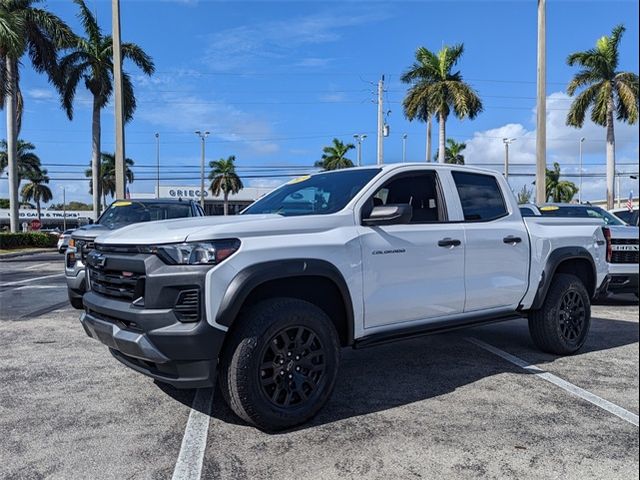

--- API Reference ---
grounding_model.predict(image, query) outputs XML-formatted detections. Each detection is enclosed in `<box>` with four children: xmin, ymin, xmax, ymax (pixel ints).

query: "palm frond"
<box><xmin>566</xmin><ymin>82</ymin><xmax>602</xmax><ymax>127</ymax></box>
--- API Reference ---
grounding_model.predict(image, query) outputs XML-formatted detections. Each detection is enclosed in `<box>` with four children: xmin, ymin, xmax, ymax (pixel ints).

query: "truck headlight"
<box><xmin>155</xmin><ymin>239</ymin><xmax>240</xmax><ymax>265</ymax></box>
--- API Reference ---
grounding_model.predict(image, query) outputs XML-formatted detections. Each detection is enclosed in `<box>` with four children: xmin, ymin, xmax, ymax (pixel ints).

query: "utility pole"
<box><xmin>112</xmin><ymin>0</ymin><xmax>126</xmax><ymax>199</ymax></box>
<box><xmin>578</xmin><ymin>137</ymin><xmax>585</xmax><ymax>203</ymax></box>
<box><xmin>195</xmin><ymin>131</ymin><xmax>210</xmax><ymax>210</ymax></box>
<box><xmin>155</xmin><ymin>133</ymin><xmax>160</xmax><ymax>198</ymax></box>
<box><xmin>377</xmin><ymin>75</ymin><xmax>384</xmax><ymax>165</ymax></box>
<box><xmin>503</xmin><ymin>138</ymin><xmax>516</xmax><ymax>182</ymax></box>
<box><xmin>6</xmin><ymin>59</ymin><xmax>18</xmax><ymax>232</ymax></box>
<box><xmin>353</xmin><ymin>134</ymin><xmax>367</xmax><ymax>167</ymax></box>
<box><xmin>402</xmin><ymin>134</ymin><xmax>408</xmax><ymax>163</ymax></box>
<box><xmin>535</xmin><ymin>0</ymin><xmax>547</xmax><ymax>204</ymax></box>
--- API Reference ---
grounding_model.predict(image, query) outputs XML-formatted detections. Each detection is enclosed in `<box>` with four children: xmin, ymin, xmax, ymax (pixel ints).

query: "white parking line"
<box><xmin>172</xmin><ymin>388</ymin><xmax>214</xmax><ymax>480</ymax></box>
<box><xmin>12</xmin><ymin>285</ymin><xmax>65</xmax><ymax>291</ymax></box>
<box><xmin>1</xmin><ymin>273</ymin><xmax>64</xmax><ymax>287</ymax></box>
<box><xmin>467</xmin><ymin>337</ymin><xmax>639</xmax><ymax>427</ymax></box>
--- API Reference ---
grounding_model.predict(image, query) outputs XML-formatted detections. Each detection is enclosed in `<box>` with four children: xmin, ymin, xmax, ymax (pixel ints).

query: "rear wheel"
<box><xmin>528</xmin><ymin>273</ymin><xmax>591</xmax><ymax>355</ymax></box>
<box><xmin>219</xmin><ymin>298</ymin><xmax>340</xmax><ymax>431</ymax></box>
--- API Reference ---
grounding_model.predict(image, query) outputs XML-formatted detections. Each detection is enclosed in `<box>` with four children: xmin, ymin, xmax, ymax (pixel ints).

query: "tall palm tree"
<box><xmin>85</xmin><ymin>152</ymin><xmax>135</xmax><ymax>207</ymax></box>
<box><xmin>57</xmin><ymin>0</ymin><xmax>154</xmax><ymax>219</ymax></box>
<box><xmin>20</xmin><ymin>168</ymin><xmax>52</xmax><ymax>220</ymax></box>
<box><xmin>315</xmin><ymin>138</ymin><xmax>355</xmax><ymax>171</ymax></box>
<box><xmin>565</xmin><ymin>25</ymin><xmax>639</xmax><ymax>209</ymax></box>
<box><xmin>0</xmin><ymin>0</ymin><xmax>74</xmax><ymax>232</ymax></box>
<box><xmin>0</xmin><ymin>139</ymin><xmax>42</xmax><ymax>182</ymax></box>
<box><xmin>546</xmin><ymin>162</ymin><xmax>579</xmax><ymax>203</ymax></box>
<box><xmin>209</xmin><ymin>155</ymin><xmax>243</xmax><ymax>215</ymax></box>
<box><xmin>434</xmin><ymin>138</ymin><xmax>466</xmax><ymax>164</ymax></box>
<box><xmin>401</xmin><ymin>44</ymin><xmax>483</xmax><ymax>163</ymax></box>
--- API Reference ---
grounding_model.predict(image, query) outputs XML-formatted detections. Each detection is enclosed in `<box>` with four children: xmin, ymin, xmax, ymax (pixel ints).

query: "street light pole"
<box><xmin>402</xmin><ymin>134</ymin><xmax>408</xmax><ymax>163</ymax></box>
<box><xmin>535</xmin><ymin>0</ymin><xmax>547</xmax><ymax>204</ymax></box>
<box><xmin>353</xmin><ymin>134</ymin><xmax>367</xmax><ymax>167</ymax></box>
<box><xmin>503</xmin><ymin>138</ymin><xmax>516</xmax><ymax>182</ymax></box>
<box><xmin>155</xmin><ymin>133</ymin><xmax>160</xmax><ymax>198</ymax></box>
<box><xmin>62</xmin><ymin>187</ymin><xmax>66</xmax><ymax>231</ymax></box>
<box><xmin>578</xmin><ymin>137</ymin><xmax>585</xmax><ymax>203</ymax></box>
<box><xmin>195</xmin><ymin>131</ymin><xmax>210</xmax><ymax>210</ymax></box>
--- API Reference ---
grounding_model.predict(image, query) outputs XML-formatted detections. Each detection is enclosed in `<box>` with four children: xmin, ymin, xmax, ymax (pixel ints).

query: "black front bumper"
<box><xmin>81</xmin><ymin>290</ymin><xmax>225</xmax><ymax>389</ymax></box>
<box><xmin>605</xmin><ymin>273</ymin><xmax>639</xmax><ymax>295</ymax></box>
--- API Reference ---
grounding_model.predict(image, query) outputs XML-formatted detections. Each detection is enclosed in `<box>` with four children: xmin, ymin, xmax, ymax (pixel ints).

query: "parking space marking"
<box><xmin>1</xmin><ymin>273</ymin><xmax>64</xmax><ymax>287</ymax></box>
<box><xmin>466</xmin><ymin>337</ymin><xmax>639</xmax><ymax>427</ymax></box>
<box><xmin>172</xmin><ymin>388</ymin><xmax>214</xmax><ymax>480</ymax></box>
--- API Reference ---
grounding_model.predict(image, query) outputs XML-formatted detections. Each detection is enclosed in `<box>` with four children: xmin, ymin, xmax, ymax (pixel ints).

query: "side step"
<box><xmin>354</xmin><ymin>313</ymin><xmax>524</xmax><ymax>349</ymax></box>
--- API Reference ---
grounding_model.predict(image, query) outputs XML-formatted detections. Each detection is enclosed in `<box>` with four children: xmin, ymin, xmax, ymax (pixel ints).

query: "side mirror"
<box><xmin>362</xmin><ymin>204</ymin><xmax>413</xmax><ymax>226</ymax></box>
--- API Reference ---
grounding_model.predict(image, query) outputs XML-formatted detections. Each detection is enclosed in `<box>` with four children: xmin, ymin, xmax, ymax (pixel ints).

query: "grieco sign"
<box><xmin>160</xmin><ymin>187</ymin><xmax>209</xmax><ymax>200</ymax></box>
<box><xmin>0</xmin><ymin>209</ymin><xmax>94</xmax><ymax>220</ymax></box>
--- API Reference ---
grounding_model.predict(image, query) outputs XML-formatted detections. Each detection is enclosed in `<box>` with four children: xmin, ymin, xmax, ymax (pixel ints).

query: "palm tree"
<box><xmin>57</xmin><ymin>0</ymin><xmax>154</xmax><ymax>219</ymax></box>
<box><xmin>546</xmin><ymin>162</ymin><xmax>579</xmax><ymax>203</ymax></box>
<box><xmin>0</xmin><ymin>139</ymin><xmax>43</xmax><ymax>182</ymax></box>
<box><xmin>516</xmin><ymin>184</ymin><xmax>534</xmax><ymax>204</ymax></box>
<box><xmin>434</xmin><ymin>138</ymin><xmax>466</xmax><ymax>164</ymax></box>
<box><xmin>315</xmin><ymin>138</ymin><xmax>355</xmax><ymax>170</ymax></box>
<box><xmin>401</xmin><ymin>44</ymin><xmax>483</xmax><ymax>163</ymax></box>
<box><xmin>20</xmin><ymin>168</ymin><xmax>52</xmax><ymax>220</ymax></box>
<box><xmin>209</xmin><ymin>155</ymin><xmax>243</xmax><ymax>215</ymax></box>
<box><xmin>0</xmin><ymin>0</ymin><xmax>74</xmax><ymax>232</ymax></box>
<box><xmin>85</xmin><ymin>152</ymin><xmax>135</xmax><ymax>207</ymax></box>
<box><xmin>566</xmin><ymin>25</ymin><xmax>639</xmax><ymax>209</ymax></box>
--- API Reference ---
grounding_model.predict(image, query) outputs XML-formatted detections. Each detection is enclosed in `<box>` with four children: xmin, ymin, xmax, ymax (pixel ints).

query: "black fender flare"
<box><xmin>530</xmin><ymin>246</ymin><xmax>596</xmax><ymax>310</ymax></box>
<box><xmin>215</xmin><ymin>259</ymin><xmax>355</xmax><ymax>344</ymax></box>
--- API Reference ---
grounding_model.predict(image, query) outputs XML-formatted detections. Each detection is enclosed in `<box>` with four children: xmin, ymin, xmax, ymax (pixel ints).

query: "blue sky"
<box><xmin>2</xmin><ymin>0</ymin><xmax>639</xmax><ymax>204</ymax></box>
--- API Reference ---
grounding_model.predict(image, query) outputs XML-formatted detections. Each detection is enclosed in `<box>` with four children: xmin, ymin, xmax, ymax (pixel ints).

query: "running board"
<box><xmin>354</xmin><ymin>313</ymin><xmax>524</xmax><ymax>349</ymax></box>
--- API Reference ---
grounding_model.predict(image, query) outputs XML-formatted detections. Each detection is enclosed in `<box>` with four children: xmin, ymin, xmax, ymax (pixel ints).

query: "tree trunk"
<box><xmin>425</xmin><ymin>116</ymin><xmax>432</xmax><ymax>162</ymax></box>
<box><xmin>223</xmin><ymin>191</ymin><xmax>229</xmax><ymax>216</ymax></box>
<box><xmin>92</xmin><ymin>96</ymin><xmax>102</xmax><ymax>219</ymax></box>
<box><xmin>438</xmin><ymin>111</ymin><xmax>446</xmax><ymax>163</ymax></box>
<box><xmin>36</xmin><ymin>198</ymin><xmax>41</xmax><ymax>222</ymax></box>
<box><xmin>606</xmin><ymin>96</ymin><xmax>616</xmax><ymax>210</ymax></box>
<box><xmin>5</xmin><ymin>58</ymin><xmax>19</xmax><ymax>233</ymax></box>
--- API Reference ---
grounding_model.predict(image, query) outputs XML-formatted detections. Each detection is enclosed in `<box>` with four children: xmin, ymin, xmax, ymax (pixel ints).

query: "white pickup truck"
<box><xmin>80</xmin><ymin>164</ymin><xmax>608</xmax><ymax>431</ymax></box>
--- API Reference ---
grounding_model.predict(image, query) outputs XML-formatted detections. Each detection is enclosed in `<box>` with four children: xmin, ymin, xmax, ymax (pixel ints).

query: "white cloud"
<box><xmin>296</xmin><ymin>57</ymin><xmax>333</xmax><ymax>68</ymax></box>
<box><xmin>463</xmin><ymin>92</ymin><xmax>640</xmax><ymax>202</ymax></box>
<box><xmin>203</xmin><ymin>10</ymin><xmax>389</xmax><ymax>71</ymax></box>
<box><xmin>25</xmin><ymin>88</ymin><xmax>55</xmax><ymax>101</ymax></box>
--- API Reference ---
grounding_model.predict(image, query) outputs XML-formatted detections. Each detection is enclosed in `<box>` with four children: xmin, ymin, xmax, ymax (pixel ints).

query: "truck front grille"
<box><xmin>611</xmin><ymin>238</ymin><xmax>639</xmax><ymax>264</ymax></box>
<box><xmin>89</xmin><ymin>268</ymin><xmax>145</xmax><ymax>301</ymax></box>
<box><xmin>76</xmin><ymin>239</ymin><xmax>95</xmax><ymax>262</ymax></box>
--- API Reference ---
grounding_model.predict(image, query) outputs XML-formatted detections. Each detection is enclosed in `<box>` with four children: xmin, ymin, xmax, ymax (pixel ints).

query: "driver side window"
<box><xmin>369</xmin><ymin>171</ymin><xmax>447</xmax><ymax>224</ymax></box>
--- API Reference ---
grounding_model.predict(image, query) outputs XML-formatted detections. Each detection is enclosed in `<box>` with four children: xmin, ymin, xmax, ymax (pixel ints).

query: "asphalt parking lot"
<box><xmin>1</xmin><ymin>252</ymin><xmax>638</xmax><ymax>479</ymax></box>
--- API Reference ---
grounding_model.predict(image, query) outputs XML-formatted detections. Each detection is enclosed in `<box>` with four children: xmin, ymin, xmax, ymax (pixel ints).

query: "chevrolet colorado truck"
<box><xmin>66</xmin><ymin>199</ymin><xmax>205</xmax><ymax>308</ymax></box>
<box><xmin>80</xmin><ymin>164</ymin><xmax>608</xmax><ymax>431</ymax></box>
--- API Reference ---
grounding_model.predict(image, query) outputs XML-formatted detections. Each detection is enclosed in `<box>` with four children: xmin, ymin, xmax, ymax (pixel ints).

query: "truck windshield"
<box><xmin>243</xmin><ymin>169</ymin><xmax>381</xmax><ymax>216</ymax></box>
<box><xmin>539</xmin><ymin>205</ymin><xmax>625</xmax><ymax>226</ymax></box>
<box><xmin>98</xmin><ymin>201</ymin><xmax>193</xmax><ymax>227</ymax></box>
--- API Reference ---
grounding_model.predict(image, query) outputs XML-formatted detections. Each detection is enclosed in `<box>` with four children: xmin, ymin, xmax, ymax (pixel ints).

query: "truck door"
<box><xmin>451</xmin><ymin>171</ymin><xmax>529</xmax><ymax>312</ymax></box>
<box><xmin>358</xmin><ymin>169</ymin><xmax>466</xmax><ymax>329</ymax></box>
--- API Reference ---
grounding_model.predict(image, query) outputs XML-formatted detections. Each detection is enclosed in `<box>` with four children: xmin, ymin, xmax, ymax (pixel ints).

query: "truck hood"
<box><xmin>71</xmin><ymin>223</ymin><xmax>113</xmax><ymax>241</ymax></box>
<box><xmin>95</xmin><ymin>213</ymin><xmax>352</xmax><ymax>245</ymax></box>
<box><xmin>606</xmin><ymin>225</ymin><xmax>640</xmax><ymax>240</ymax></box>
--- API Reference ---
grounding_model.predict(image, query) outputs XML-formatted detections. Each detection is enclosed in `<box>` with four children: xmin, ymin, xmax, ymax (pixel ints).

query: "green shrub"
<box><xmin>0</xmin><ymin>232</ymin><xmax>58</xmax><ymax>249</ymax></box>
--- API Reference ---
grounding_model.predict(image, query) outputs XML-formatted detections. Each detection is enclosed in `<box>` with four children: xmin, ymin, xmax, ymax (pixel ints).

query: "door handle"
<box><xmin>438</xmin><ymin>238</ymin><xmax>462</xmax><ymax>247</ymax></box>
<box><xmin>503</xmin><ymin>235</ymin><xmax>522</xmax><ymax>244</ymax></box>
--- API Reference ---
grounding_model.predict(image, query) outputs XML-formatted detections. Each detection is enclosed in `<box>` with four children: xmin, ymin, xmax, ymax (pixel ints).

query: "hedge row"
<box><xmin>0</xmin><ymin>233</ymin><xmax>58</xmax><ymax>249</ymax></box>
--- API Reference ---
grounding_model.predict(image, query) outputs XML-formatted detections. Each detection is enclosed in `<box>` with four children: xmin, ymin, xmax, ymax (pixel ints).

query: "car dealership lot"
<box><xmin>1</xmin><ymin>253</ymin><xmax>638</xmax><ymax>480</ymax></box>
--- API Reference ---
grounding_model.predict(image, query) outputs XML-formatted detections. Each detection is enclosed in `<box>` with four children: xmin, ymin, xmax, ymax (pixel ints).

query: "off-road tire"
<box><xmin>528</xmin><ymin>273</ymin><xmax>591</xmax><ymax>355</ymax></box>
<box><xmin>219</xmin><ymin>298</ymin><xmax>340</xmax><ymax>431</ymax></box>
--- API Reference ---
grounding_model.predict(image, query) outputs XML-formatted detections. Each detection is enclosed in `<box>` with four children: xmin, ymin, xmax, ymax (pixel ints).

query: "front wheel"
<box><xmin>528</xmin><ymin>273</ymin><xmax>591</xmax><ymax>355</ymax></box>
<box><xmin>219</xmin><ymin>298</ymin><xmax>340</xmax><ymax>431</ymax></box>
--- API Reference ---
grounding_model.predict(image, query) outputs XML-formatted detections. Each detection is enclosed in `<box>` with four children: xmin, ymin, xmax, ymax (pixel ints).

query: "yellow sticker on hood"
<box><xmin>288</xmin><ymin>175</ymin><xmax>311</xmax><ymax>185</ymax></box>
<box><xmin>112</xmin><ymin>201</ymin><xmax>132</xmax><ymax>207</ymax></box>
<box><xmin>540</xmin><ymin>205</ymin><xmax>559</xmax><ymax>211</ymax></box>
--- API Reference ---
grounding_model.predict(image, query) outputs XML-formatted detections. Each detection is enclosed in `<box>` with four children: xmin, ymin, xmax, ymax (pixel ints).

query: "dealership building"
<box><xmin>156</xmin><ymin>185</ymin><xmax>277</xmax><ymax>215</ymax></box>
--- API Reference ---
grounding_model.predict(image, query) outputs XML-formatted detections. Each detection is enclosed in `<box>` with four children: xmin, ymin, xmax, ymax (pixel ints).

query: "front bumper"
<box><xmin>605</xmin><ymin>273</ymin><xmax>639</xmax><ymax>295</ymax></box>
<box><xmin>81</xmin><ymin>291</ymin><xmax>224</xmax><ymax>388</ymax></box>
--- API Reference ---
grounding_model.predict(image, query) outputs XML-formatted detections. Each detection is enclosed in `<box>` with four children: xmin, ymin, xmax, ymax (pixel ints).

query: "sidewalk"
<box><xmin>0</xmin><ymin>247</ymin><xmax>57</xmax><ymax>260</ymax></box>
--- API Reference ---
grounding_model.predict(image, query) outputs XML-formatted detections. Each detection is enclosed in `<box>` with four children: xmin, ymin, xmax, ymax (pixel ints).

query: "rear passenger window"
<box><xmin>452</xmin><ymin>172</ymin><xmax>508</xmax><ymax>222</ymax></box>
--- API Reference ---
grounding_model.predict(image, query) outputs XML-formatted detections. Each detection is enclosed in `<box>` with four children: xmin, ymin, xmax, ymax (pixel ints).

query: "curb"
<box><xmin>0</xmin><ymin>248</ymin><xmax>58</xmax><ymax>260</ymax></box>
